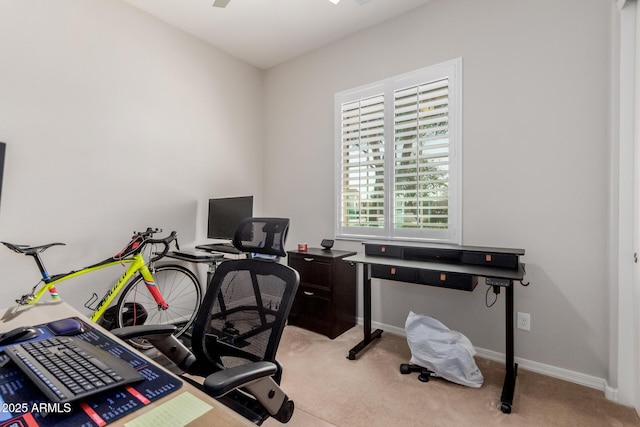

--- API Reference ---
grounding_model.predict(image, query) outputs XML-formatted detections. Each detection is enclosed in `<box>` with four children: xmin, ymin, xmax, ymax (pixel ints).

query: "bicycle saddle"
<box><xmin>1</xmin><ymin>241</ymin><xmax>66</xmax><ymax>255</ymax></box>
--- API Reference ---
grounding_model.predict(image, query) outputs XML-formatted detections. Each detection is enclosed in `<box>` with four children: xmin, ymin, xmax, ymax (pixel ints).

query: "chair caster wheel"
<box><xmin>400</xmin><ymin>363</ymin><xmax>432</xmax><ymax>382</ymax></box>
<box><xmin>274</xmin><ymin>399</ymin><xmax>295</xmax><ymax>423</ymax></box>
<box><xmin>418</xmin><ymin>372</ymin><xmax>430</xmax><ymax>382</ymax></box>
<box><xmin>501</xmin><ymin>403</ymin><xmax>511</xmax><ymax>414</ymax></box>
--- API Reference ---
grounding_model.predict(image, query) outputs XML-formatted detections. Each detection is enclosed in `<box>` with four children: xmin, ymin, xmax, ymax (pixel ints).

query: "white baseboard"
<box><xmin>361</xmin><ymin>318</ymin><xmax>615</xmax><ymax>400</ymax></box>
<box><xmin>604</xmin><ymin>384</ymin><xmax>619</xmax><ymax>402</ymax></box>
<box><xmin>473</xmin><ymin>347</ymin><xmax>608</xmax><ymax>392</ymax></box>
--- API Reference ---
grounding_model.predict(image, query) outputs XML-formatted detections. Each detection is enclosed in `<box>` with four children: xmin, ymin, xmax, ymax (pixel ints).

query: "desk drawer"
<box><xmin>288</xmin><ymin>286</ymin><xmax>331</xmax><ymax>325</ymax></box>
<box><xmin>461</xmin><ymin>251</ymin><xmax>519</xmax><ymax>269</ymax></box>
<box><xmin>371</xmin><ymin>265</ymin><xmax>417</xmax><ymax>283</ymax></box>
<box><xmin>403</xmin><ymin>247</ymin><xmax>462</xmax><ymax>263</ymax></box>
<box><xmin>365</xmin><ymin>244</ymin><xmax>404</xmax><ymax>258</ymax></box>
<box><xmin>417</xmin><ymin>270</ymin><xmax>478</xmax><ymax>291</ymax></box>
<box><xmin>288</xmin><ymin>255</ymin><xmax>332</xmax><ymax>290</ymax></box>
<box><xmin>291</xmin><ymin>286</ymin><xmax>331</xmax><ymax>319</ymax></box>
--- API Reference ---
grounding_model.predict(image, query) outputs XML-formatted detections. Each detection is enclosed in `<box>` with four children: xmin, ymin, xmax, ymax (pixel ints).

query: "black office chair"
<box><xmin>112</xmin><ymin>217</ymin><xmax>300</xmax><ymax>425</ymax></box>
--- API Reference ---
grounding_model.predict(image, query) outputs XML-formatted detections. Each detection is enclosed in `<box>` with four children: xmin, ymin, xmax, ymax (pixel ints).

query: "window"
<box><xmin>335</xmin><ymin>59</ymin><xmax>462</xmax><ymax>243</ymax></box>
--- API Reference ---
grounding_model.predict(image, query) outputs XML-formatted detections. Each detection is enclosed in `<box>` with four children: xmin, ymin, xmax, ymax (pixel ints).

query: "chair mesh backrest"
<box><xmin>233</xmin><ymin>217</ymin><xmax>289</xmax><ymax>257</ymax></box>
<box><xmin>191</xmin><ymin>218</ymin><xmax>299</xmax><ymax>373</ymax></box>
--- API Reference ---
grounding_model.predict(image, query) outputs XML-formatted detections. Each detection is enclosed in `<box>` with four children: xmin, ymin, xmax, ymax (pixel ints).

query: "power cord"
<box><xmin>485</xmin><ymin>285</ymin><xmax>499</xmax><ymax>308</ymax></box>
<box><xmin>485</xmin><ymin>264</ymin><xmax>530</xmax><ymax>307</ymax></box>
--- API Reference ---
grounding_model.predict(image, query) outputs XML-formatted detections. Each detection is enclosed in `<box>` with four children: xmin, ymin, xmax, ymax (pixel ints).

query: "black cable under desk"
<box><xmin>342</xmin><ymin>242</ymin><xmax>526</xmax><ymax>415</ymax></box>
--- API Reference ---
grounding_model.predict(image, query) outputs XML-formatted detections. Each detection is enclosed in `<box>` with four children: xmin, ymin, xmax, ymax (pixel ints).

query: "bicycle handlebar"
<box><xmin>131</xmin><ymin>228</ymin><xmax>179</xmax><ymax>263</ymax></box>
<box><xmin>147</xmin><ymin>231</ymin><xmax>178</xmax><ymax>262</ymax></box>
<box><xmin>133</xmin><ymin>227</ymin><xmax>163</xmax><ymax>239</ymax></box>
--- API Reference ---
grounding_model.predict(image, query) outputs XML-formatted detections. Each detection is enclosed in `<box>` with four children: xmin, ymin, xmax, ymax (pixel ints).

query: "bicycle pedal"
<box><xmin>16</xmin><ymin>295</ymin><xmax>33</xmax><ymax>305</ymax></box>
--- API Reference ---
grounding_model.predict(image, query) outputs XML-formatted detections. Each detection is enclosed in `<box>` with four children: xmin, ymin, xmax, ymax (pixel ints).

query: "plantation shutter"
<box><xmin>339</xmin><ymin>94</ymin><xmax>386</xmax><ymax>230</ymax></box>
<box><xmin>335</xmin><ymin>58</ymin><xmax>461</xmax><ymax>243</ymax></box>
<box><xmin>393</xmin><ymin>78</ymin><xmax>450</xmax><ymax>231</ymax></box>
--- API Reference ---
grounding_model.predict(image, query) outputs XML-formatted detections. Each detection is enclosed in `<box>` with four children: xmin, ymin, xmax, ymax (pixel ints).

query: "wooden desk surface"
<box><xmin>0</xmin><ymin>301</ymin><xmax>253</xmax><ymax>427</ymax></box>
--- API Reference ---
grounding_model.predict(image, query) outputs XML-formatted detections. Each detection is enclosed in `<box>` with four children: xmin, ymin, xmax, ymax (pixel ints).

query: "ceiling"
<box><xmin>123</xmin><ymin>0</ymin><xmax>434</xmax><ymax>69</ymax></box>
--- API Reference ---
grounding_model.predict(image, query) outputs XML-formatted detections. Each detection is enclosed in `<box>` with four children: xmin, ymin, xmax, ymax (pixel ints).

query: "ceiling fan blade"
<box><xmin>330</xmin><ymin>0</ymin><xmax>372</xmax><ymax>5</ymax></box>
<box><xmin>213</xmin><ymin>0</ymin><xmax>231</xmax><ymax>8</ymax></box>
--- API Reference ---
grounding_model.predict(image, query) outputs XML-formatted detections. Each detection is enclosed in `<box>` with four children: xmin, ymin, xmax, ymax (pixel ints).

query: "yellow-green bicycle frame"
<box><xmin>3</xmin><ymin>230</ymin><xmax>177</xmax><ymax>325</ymax></box>
<box><xmin>3</xmin><ymin>228</ymin><xmax>201</xmax><ymax>345</ymax></box>
<box><xmin>26</xmin><ymin>252</ymin><xmax>165</xmax><ymax>323</ymax></box>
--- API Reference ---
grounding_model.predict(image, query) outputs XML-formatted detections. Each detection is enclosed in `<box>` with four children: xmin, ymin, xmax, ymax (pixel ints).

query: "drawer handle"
<box><xmin>304</xmin><ymin>258</ymin><xmax>314</xmax><ymax>262</ymax></box>
<box><xmin>303</xmin><ymin>291</ymin><xmax>315</xmax><ymax>296</ymax></box>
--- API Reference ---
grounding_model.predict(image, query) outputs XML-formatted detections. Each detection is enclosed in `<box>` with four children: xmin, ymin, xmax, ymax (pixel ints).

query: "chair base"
<box><xmin>399</xmin><ymin>363</ymin><xmax>439</xmax><ymax>383</ymax></box>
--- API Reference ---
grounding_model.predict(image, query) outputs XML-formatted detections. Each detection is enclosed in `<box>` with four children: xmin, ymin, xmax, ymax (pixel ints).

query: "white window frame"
<box><xmin>334</xmin><ymin>58</ymin><xmax>462</xmax><ymax>244</ymax></box>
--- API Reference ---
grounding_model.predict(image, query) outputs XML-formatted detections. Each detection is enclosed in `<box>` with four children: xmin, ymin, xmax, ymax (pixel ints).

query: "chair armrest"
<box><xmin>205</xmin><ymin>361</ymin><xmax>293</xmax><ymax>421</ymax></box>
<box><xmin>203</xmin><ymin>361</ymin><xmax>277</xmax><ymax>397</ymax></box>
<box><xmin>110</xmin><ymin>324</ymin><xmax>195</xmax><ymax>370</ymax></box>
<box><xmin>110</xmin><ymin>324</ymin><xmax>177</xmax><ymax>340</ymax></box>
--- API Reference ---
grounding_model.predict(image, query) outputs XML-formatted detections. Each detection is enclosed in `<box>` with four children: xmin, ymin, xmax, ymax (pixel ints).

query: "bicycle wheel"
<box><xmin>115</xmin><ymin>264</ymin><xmax>201</xmax><ymax>348</ymax></box>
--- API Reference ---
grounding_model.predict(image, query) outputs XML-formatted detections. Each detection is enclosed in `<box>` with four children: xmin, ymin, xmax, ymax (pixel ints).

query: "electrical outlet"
<box><xmin>517</xmin><ymin>312</ymin><xmax>531</xmax><ymax>331</ymax></box>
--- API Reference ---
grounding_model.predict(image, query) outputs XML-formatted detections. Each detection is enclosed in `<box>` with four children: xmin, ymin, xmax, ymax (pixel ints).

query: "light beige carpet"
<box><xmin>264</xmin><ymin>325</ymin><xmax>640</xmax><ymax>427</ymax></box>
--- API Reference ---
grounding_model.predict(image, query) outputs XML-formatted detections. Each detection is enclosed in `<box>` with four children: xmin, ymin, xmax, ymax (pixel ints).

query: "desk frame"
<box><xmin>167</xmin><ymin>251</ymin><xmax>227</xmax><ymax>287</ymax></box>
<box><xmin>344</xmin><ymin>253</ymin><xmax>524</xmax><ymax>414</ymax></box>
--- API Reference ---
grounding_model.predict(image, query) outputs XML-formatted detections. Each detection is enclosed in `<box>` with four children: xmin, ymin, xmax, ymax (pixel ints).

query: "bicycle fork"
<box><xmin>138</xmin><ymin>263</ymin><xmax>169</xmax><ymax>310</ymax></box>
<box><xmin>89</xmin><ymin>254</ymin><xmax>168</xmax><ymax>322</ymax></box>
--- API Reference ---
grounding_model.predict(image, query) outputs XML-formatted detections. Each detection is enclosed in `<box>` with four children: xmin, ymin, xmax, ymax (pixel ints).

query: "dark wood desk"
<box><xmin>343</xmin><ymin>242</ymin><xmax>526</xmax><ymax>414</ymax></box>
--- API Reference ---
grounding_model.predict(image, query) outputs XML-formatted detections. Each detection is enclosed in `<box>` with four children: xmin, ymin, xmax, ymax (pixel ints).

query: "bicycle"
<box><xmin>1</xmin><ymin>228</ymin><xmax>202</xmax><ymax>348</ymax></box>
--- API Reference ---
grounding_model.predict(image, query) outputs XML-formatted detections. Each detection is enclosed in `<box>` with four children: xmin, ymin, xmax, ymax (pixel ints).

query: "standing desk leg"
<box><xmin>500</xmin><ymin>282</ymin><xmax>518</xmax><ymax>413</ymax></box>
<box><xmin>347</xmin><ymin>263</ymin><xmax>383</xmax><ymax>360</ymax></box>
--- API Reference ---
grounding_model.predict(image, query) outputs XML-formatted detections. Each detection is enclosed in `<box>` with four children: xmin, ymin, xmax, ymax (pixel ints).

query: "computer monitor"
<box><xmin>207</xmin><ymin>196</ymin><xmax>253</xmax><ymax>240</ymax></box>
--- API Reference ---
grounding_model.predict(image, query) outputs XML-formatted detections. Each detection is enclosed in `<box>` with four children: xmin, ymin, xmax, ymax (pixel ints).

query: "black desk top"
<box><xmin>288</xmin><ymin>248</ymin><xmax>356</xmax><ymax>259</ymax></box>
<box><xmin>167</xmin><ymin>251</ymin><xmax>226</xmax><ymax>263</ymax></box>
<box><xmin>343</xmin><ymin>253</ymin><xmax>526</xmax><ymax>280</ymax></box>
<box><xmin>362</xmin><ymin>241</ymin><xmax>525</xmax><ymax>255</ymax></box>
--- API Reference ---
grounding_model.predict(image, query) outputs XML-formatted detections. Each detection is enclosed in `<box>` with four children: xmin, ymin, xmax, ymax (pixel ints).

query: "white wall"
<box><xmin>264</xmin><ymin>0</ymin><xmax>619</xmax><ymax>396</ymax></box>
<box><xmin>0</xmin><ymin>0</ymin><xmax>264</xmax><ymax>313</ymax></box>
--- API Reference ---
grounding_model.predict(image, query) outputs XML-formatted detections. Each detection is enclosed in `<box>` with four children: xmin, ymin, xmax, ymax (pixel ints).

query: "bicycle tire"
<box><xmin>115</xmin><ymin>264</ymin><xmax>201</xmax><ymax>349</ymax></box>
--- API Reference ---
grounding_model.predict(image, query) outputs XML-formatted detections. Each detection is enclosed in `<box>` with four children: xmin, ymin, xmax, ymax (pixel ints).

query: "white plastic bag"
<box><xmin>405</xmin><ymin>311</ymin><xmax>483</xmax><ymax>388</ymax></box>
